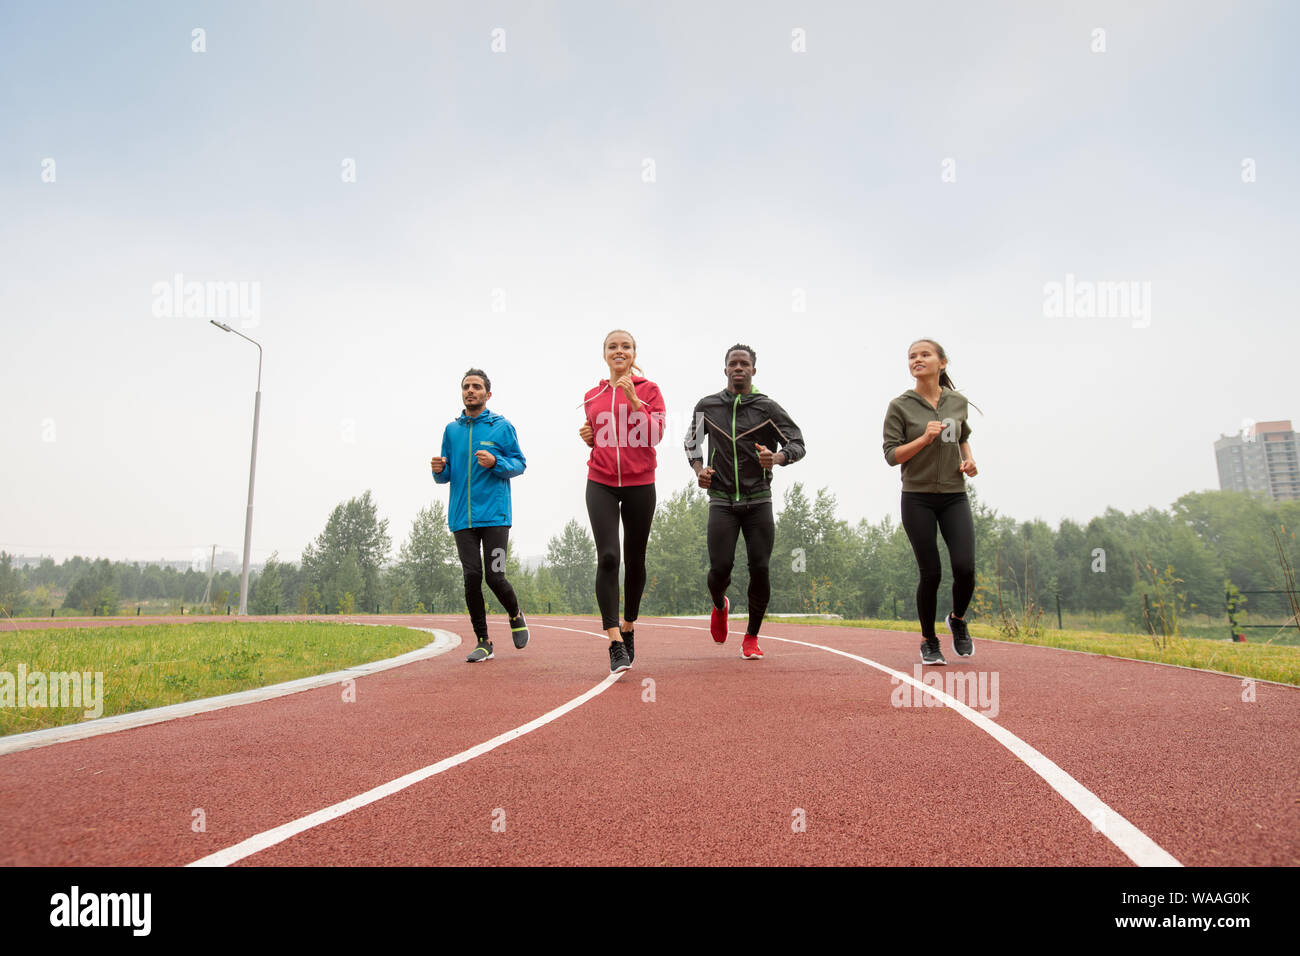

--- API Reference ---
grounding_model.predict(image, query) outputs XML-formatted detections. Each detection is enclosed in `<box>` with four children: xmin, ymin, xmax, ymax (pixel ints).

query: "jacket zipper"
<box><xmin>611</xmin><ymin>386</ymin><xmax>622</xmax><ymax>487</ymax></box>
<box><xmin>731</xmin><ymin>393</ymin><xmax>741</xmax><ymax>502</ymax></box>
<box><xmin>466</xmin><ymin>419</ymin><xmax>474</xmax><ymax>527</ymax></box>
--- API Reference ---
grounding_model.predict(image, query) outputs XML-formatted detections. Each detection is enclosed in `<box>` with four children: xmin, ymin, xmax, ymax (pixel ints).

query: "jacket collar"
<box><xmin>457</xmin><ymin>407</ymin><xmax>497</xmax><ymax>424</ymax></box>
<box><xmin>904</xmin><ymin>388</ymin><xmax>947</xmax><ymax>409</ymax></box>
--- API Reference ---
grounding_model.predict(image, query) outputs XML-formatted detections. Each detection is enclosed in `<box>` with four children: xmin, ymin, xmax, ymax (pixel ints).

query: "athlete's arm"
<box><xmin>491</xmin><ymin>422</ymin><xmax>527</xmax><ymax>479</ymax></box>
<box><xmin>432</xmin><ymin>428</ymin><xmax>452</xmax><ymax>484</ymax></box>
<box><xmin>685</xmin><ymin>400</ymin><xmax>707</xmax><ymax>467</ymax></box>
<box><xmin>959</xmin><ymin>441</ymin><xmax>977</xmax><ymax>477</ymax></box>
<box><xmin>641</xmin><ymin>381</ymin><xmax>667</xmax><ymax>446</ymax></box>
<box><xmin>892</xmin><ymin>422</ymin><xmax>944</xmax><ymax>465</ymax></box>
<box><xmin>767</xmin><ymin>399</ymin><xmax>805</xmax><ymax>465</ymax></box>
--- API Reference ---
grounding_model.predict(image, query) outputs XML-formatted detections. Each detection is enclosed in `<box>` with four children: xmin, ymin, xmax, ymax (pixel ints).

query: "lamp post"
<box><xmin>210</xmin><ymin>320</ymin><xmax>261</xmax><ymax>615</ymax></box>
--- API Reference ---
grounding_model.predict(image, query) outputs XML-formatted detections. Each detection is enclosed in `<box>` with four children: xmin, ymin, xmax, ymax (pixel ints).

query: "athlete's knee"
<box><xmin>917</xmin><ymin>567</ymin><xmax>942</xmax><ymax>589</ymax></box>
<box><xmin>709</xmin><ymin>562</ymin><xmax>734</xmax><ymax>582</ymax></box>
<box><xmin>597</xmin><ymin>549</ymin><xmax>620</xmax><ymax>574</ymax></box>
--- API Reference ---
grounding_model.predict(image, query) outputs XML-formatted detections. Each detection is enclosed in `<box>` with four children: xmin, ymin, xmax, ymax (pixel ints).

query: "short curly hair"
<box><xmin>725</xmin><ymin>343</ymin><xmax>756</xmax><ymax>366</ymax></box>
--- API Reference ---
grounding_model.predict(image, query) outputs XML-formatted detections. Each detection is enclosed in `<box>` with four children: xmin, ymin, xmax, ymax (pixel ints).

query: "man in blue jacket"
<box><xmin>431</xmin><ymin>368</ymin><xmax>529</xmax><ymax>662</ymax></box>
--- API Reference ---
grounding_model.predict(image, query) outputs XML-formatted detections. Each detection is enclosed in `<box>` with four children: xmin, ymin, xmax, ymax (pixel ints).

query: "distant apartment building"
<box><xmin>1215</xmin><ymin>420</ymin><xmax>1300</xmax><ymax>501</ymax></box>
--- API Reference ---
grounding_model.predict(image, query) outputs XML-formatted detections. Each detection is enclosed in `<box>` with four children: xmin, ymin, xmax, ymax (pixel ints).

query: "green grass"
<box><xmin>767</xmin><ymin>616</ymin><xmax>1300</xmax><ymax>686</ymax></box>
<box><xmin>0</xmin><ymin>621</ymin><xmax>434</xmax><ymax>737</ymax></box>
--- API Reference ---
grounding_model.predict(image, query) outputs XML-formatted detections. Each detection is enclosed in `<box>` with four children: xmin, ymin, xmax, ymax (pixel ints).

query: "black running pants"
<box><xmin>585</xmin><ymin>480</ymin><xmax>656</xmax><ymax>630</ymax></box>
<box><xmin>706</xmin><ymin>499</ymin><xmax>775</xmax><ymax>637</ymax></box>
<box><xmin>453</xmin><ymin>525</ymin><xmax>520</xmax><ymax>641</ymax></box>
<box><xmin>899</xmin><ymin>491</ymin><xmax>976</xmax><ymax>639</ymax></box>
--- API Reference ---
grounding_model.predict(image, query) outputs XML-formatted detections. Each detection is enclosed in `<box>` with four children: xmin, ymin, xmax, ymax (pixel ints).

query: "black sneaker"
<box><xmin>510</xmin><ymin>613</ymin><xmax>530</xmax><ymax>650</ymax></box>
<box><xmin>609</xmin><ymin>640</ymin><xmax>631</xmax><ymax>674</ymax></box>
<box><xmin>920</xmin><ymin>637</ymin><xmax>946</xmax><ymax>666</ymax></box>
<box><xmin>466</xmin><ymin>639</ymin><xmax>494</xmax><ymax>663</ymax></box>
<box><xmin>947</xmin><ymin>613</ymin><xmax>973</xmax><ymax>657</ymax></box>
<box><xmin>620</xmin><ymin>627</ymin><xmax>635</xmax><ymax>664</ymax></box>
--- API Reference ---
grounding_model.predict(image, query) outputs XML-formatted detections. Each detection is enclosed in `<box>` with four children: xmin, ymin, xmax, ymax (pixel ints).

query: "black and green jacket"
<box><xmin>685</xmin><ymin>388</ymin><xmax>806</xmax><ymax>504</ymax></box>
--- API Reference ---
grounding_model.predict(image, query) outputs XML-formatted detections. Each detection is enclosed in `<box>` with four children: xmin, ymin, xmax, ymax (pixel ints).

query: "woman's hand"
<box><xmin>959</xmin><ymin>458</ymin><xmax>978</xmax><ymax>477</ymax></box>
<box><xmin>613</xmin><ymin>374</ymin><xmax>640</xmax><ymax>409</ymax></box>
<box><xmin>923</xmin><ymin>420</ymin><xmax>945</xmax><ymax>445</ymax></box>
<box><xmin>579</xmin><ymin>422</ymin><xmax>595</xmax><ymax>448</ymax></box>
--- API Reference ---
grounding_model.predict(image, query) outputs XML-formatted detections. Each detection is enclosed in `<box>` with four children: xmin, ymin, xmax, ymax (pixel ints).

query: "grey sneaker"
<box><xmin>947</xmin><ymin>613</ymin><xmax>973</xmax><ymax>657</ymax></box>
<box><xmin>466</xmin><ymin>639</ymin><xmax>494</xmax><ymax>663</ymax></box>
<box><xmin>510</xmin><ymin>613</ymin><xmax>530</xmax><ymax>650</ymax></box>
<box><xmin>609</xmin><ymin>640</ymin><xmax>631</xmax><ymax>673</ymax></box>
<box><xmin>920</xmin><ymin>637</ymin><xmax>946</xmax><ymax>666</ymax></box>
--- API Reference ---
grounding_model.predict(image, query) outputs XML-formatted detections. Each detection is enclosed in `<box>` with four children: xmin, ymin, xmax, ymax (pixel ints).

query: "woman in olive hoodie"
<box><xmin>578</xmin><ymin>330</ymin><xmax>667</xmax><ymax>674</ymax></box>
<box><xmin>882</xmin><ymin>339</ymin><xmax>979</xmax><ymax>666</ymax></box>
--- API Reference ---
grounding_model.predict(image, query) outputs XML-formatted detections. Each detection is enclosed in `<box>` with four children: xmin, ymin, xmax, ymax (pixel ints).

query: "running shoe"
<box><xmin>510</xmin><ymin>612</ymin><xmax>530</xmax><ymax>650</ymax></box>
<box><xmin>710</xmin><ymin>596</ymin><xmax>730</xmax><ymax>643</ymax></box>
<box><xmin>741</xmin><ymin>634</ymin><xmax>764</xmax><ymax>660</ymax></box>
<box><xmin>946</xmin><ymin>612</ymin><xmax>973</xmax><ymax>657</ymax></box>
<box><xmin>620</xmin><ymin>627</ymin><xmax>635</xmax><ymax>664</ymax></box>
<box><xmin>609</xmin><ymin>640</ymin><xmax>631</xmax><ymax>674</ymax></box>
<box><xmin>920</xmin><ymin>637</ymin><xmax>946</xmax><ymax>666</ymax></box>
<box><xmin>466</xmin><ymin>639</ymin><xmax>494</xmax><ymax>663</ymax></box>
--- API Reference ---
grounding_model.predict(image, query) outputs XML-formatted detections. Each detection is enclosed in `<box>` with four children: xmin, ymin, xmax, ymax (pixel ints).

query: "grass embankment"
<box><xmin>767</xmin><ymin>616</ymin><xmax>1300</xmax><ymax>687</ymax></box>
<box><xmin>0</xmin><ymin>621</ymin><xmax>433</xmax><ymax>737</ymax></box>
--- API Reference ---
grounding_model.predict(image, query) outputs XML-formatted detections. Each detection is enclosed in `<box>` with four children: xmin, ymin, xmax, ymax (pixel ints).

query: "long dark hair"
<box><xmin>909</xmin><ymin>338</ymin><xmax>982</xmax><ymax>414</ymax></box>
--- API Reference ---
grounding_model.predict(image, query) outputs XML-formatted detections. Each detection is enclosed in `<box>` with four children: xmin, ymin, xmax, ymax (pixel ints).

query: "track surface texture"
<box><xmin>1</xmin><ymin>614</ymin><xmax>1296</xmax><ymax>866</ymax></box>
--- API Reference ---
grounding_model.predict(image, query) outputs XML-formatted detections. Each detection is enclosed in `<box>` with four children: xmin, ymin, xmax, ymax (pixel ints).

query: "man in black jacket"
<box><xmin>685</xmin><ymin>344</ymin><xmax>806</xmax><ymax>660</ymax></box>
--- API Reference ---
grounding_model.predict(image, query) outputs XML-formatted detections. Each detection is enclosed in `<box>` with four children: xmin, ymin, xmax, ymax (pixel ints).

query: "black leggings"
<box><xmin>585</xmin><ymin>480</ymin><xmax>656</xmax><ymax>630</ymax></box>
<box><xmin>706</xmin><ymin>500</ymin><xmax>775</xmax><ymax>637</ymax></box>
<box><xmin>453</xmin><ymin>526</ymin><xmax>520</xmax><ymax>641</ymax></box>
<box><xmin>900</xmin><ymin>492</ymin><xmax>975</xmax><ymax>639</ymax></box>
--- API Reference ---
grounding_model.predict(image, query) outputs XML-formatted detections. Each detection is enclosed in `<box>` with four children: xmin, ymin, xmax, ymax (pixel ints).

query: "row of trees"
<box><xmin>4</xmin><ymin>488</ymin><xmax>1298</xmax><ymax>631</ymax></box>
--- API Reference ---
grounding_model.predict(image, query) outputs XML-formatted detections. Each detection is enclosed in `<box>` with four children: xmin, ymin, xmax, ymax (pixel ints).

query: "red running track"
<box><xmin>1</xmin><ymin>614</ymin><xmax>1296</xmax><ymax>866</ymax></box>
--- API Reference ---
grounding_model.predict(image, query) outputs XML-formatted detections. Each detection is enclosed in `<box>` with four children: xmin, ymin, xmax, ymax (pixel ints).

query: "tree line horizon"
<box><xmin>3</xmin><ymin>486</ymin><xmax>1298</xmax><ymax>636</ymax></box>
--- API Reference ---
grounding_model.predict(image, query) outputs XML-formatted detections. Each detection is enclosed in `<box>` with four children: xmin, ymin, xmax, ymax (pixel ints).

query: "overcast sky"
<box><xmin>2</xmin><ymin>0</ymin><xmax>1296</xmax><ymax>566</ymax></box>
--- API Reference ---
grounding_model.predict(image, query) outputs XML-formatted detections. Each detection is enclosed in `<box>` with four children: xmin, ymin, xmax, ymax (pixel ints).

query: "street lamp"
<box><xmin>210</xmin><ymin>320</ymin><xmax>261</xmax><ymax>615</ymax></box>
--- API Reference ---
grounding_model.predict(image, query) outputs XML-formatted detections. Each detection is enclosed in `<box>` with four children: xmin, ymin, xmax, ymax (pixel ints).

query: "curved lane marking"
<box><xmin>189</xmin><ymin>624</ymin><xmax>620</xmax><ymax>867</ymax></box>
<box><xmin>648</xmin><ymin>619</ymin><xmax>1182</xmax><ymax>867</ymax></box>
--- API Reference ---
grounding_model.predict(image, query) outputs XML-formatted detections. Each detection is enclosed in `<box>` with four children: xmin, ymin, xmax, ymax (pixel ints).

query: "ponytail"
<box><xmin>911</xmin><ymin>337</ymin><xmax>983</xmax><ymax>416</ymax></box>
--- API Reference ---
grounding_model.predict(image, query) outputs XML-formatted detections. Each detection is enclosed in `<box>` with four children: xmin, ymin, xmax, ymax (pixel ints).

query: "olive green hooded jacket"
<box><xmin>882</xmin><ymin>388</ymin><xmax>972</xmax><ymax>493</ymax></box>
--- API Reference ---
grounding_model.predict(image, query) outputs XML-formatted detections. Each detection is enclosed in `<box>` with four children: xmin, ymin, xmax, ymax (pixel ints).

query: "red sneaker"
<box><xmin>741</xmin><ymin>634</ymin><xmax>764</xmax><ymax>660</ymax></box>
<box><xmin>710</xmin><ymin>596</ymin><xmax>730</xmax><ymax>643</ymax></box>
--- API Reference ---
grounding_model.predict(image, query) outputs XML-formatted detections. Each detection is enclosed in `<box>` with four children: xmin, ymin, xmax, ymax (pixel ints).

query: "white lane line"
<box><xmin>189</xmin><ymin>628</ymin><xmax>622</xmax><ymax>867</ymax></box>
<box><xmin>534</xmin><ymin>622</ymin><xmax>611</xmax><ymax>641</ymax></box>
<box><xmin>0</xmin><ymin>626</ymin><xmax>460</xmax><ymax>757</ymax></box>
<box><xmin>646</xmin><ymin>619</ymin><xmax>1182</xmax><ymax>867</ymax></box>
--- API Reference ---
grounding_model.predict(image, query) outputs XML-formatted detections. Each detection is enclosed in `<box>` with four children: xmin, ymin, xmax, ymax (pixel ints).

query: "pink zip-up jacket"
<box><xmin>583</xmin><ymin>376</ymin><xmax>667</xmax><ymax>487</ymax></box>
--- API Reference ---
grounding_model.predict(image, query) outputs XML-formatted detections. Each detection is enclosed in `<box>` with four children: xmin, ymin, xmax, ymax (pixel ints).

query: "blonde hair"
<box><xmin>604</xmin><ymin>329</ymin><xmax>644</xmax><ymax>377</ymax></box>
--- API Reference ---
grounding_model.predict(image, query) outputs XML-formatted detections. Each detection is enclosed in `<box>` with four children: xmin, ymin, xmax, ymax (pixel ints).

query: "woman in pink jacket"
<box><xmin>578</xmin><ymin>329</ymin><xmax>667</xmax><ymax>674</ymax></box>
